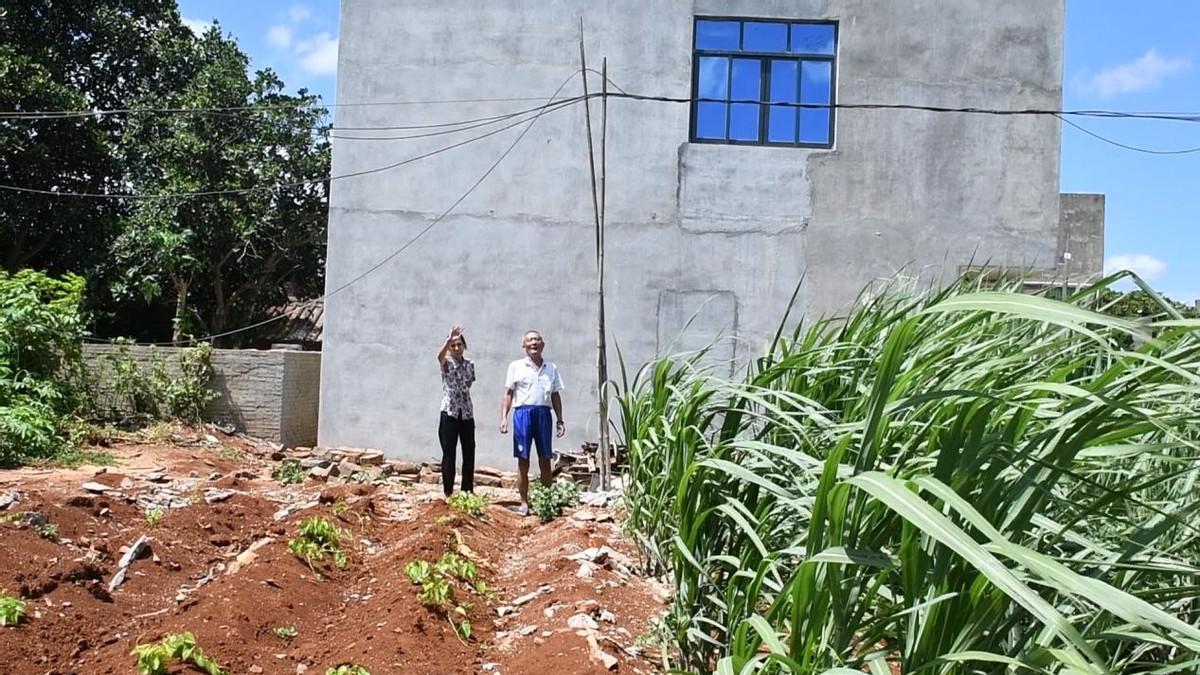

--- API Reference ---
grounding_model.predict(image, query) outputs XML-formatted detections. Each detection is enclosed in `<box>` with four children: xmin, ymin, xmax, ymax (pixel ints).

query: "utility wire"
<box><xmin>85</xmin><ymin>72</ymin><xmax>583</xmax><ymax>347</ymax></box>
<box><xmin>329</xmin><ymin>95</ymin><xmax>587</xmax><ymax>141</ymax></box>
<box><xmin>0</xmin><ymin>96</ymin><xmax>583</xmax><ymax>200</ymax></box>
<box><xmin>1056</xmin><ymin>114</ymin><xmax>1200</xmax><ymax>155</ymax></box>
<box><xmin>5</xmin><ymin>89</ymin><xmax>1200</xmax><ymax>123</ymax></box>
<box><xmin>0</xmin><ymin>95</ymin><xmax>580</xmax><ymax>120</ymax></box>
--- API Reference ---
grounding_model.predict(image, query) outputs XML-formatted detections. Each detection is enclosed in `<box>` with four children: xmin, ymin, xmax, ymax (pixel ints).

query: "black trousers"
<box><xmin>438</xmin><ymin>412</ymin><xmax>475</xmax><ymax>495</ymax></box>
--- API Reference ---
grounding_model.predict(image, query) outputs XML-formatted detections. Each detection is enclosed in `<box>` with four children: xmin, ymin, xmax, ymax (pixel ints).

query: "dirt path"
<box><xmin>0</xmin><ymin>430</ymin><xmax>664</xmax><ymax>674</ymax></box>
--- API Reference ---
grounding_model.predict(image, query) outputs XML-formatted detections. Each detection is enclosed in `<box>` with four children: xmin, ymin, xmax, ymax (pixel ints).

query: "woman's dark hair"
<box><xmin>452</xmin><ymin>334</ymin><xmax>467</xmax><ymax>349</ymax></box>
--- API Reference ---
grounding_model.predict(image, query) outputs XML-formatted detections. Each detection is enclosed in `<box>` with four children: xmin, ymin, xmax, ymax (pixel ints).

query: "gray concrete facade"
<box><xmin>322</xmin><ymin>0</ymin><xmax>1090</xmax><ymax>464</ymax></box>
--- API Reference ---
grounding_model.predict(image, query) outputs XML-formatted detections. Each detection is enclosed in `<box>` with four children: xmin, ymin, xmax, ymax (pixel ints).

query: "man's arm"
<box><xmin>499</xmin><ymin>388</ymin><xmax>513</xmax><ymax>434</ymax></box>
<box><xmin>551</xmin><ymin>391</ymin><xmax>565</xmax><ymax>437</ymax></box>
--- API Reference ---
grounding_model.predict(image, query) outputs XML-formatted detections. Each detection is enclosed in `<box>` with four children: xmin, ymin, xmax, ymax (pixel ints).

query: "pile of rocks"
<box><xmin>274</xmin><ymin>446</ymin><xmax>520</xmax><ymax>488</ymax></box>
<box><xmin>556</xmin><ymin>441</ymin><xmax>628</xmax><ymax>488</ymax></box>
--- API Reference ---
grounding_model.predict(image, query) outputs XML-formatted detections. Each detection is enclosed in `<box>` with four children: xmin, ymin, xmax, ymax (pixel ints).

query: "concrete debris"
<box><xmin>204</xmin><ymin>489</ymin><xmax>235</xmax><ymax>504</ymax></box>
<box><xmin>567</xmin><ymin>546</ymin><xmax>633</xmax><ymax>574</ymax></box>
<box><xmin>496</xmin><ymin>605</ymin><xmax>518</xmax><ymax>617</ymax></box>
<box><xmin>81</xmin><ymin>482</ymin><xmax>111</xmax><ymax>493</ymax></box>
<box><xmin>579</xmin><ymin>491</ymin><xmax>619</xmax><ymax>508</ymax></box>
<box><xmin>518</xmin><ymin>625</ymin><xmax>538</xmax><ymax>636</ymax></box>
<box><xmin>567</xmin><ymin>613</ymin><xmax>599</xmax><ymax>630</ymax></box>
<box><xmin>599</xmin><ymin>609</ymin><xmax>616</xmax><ymax>624</ymax></box>
<box><xmin>226</xmin><ymin>537</ymin><xmax>274</xmax><ymax>575</ymax></box>
<box><xmin>108</xmin><ymin>534</ymin><xmax>150</xmax><ymax>591</ymax></box>
<box><xmin>576</xmin><ymin>560</ymin><xmax>599</xmax><ymax>579</ymax></box>
<box><xmin>0</xmin><ymin>490</ymin><xmax>19</xmax><ymax>510</ymax></box>
<box><xmin>572</xmin><ymin>509</ymin><xmax>597</xmax><ymax>522</ymax></box>
<box><xmin>511</xmin><ymin>590</ymin><xmax>542</xmax><ymax>606</ymax></box>
<box><xmin>22</xmin><ymin>511</ymin><xmax>49</xmax><ymax>528</ymax></box>
<box><xmin>586</xmin><ymin>632</ymin><xmax>619</xmax><ymax>670</ymax></box>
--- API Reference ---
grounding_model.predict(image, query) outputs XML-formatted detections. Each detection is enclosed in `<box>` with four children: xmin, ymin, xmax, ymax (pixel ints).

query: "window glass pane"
<box><xmin>729</xmin><ymin>103</ymin><xmax>759</xmax><ymax>141</ymax></box>
<box><xmin>800</xmin><ymin>60</ymin><xmax>832</xmax><ymax>104</ymax></box>
<box><xmin>791</xmin><ymin>23</ymin><xmax>836</xmax><ymax>55</ymax></box>
<box><xmin>696</xmin><ymin>102</ymin><xmax>728</xmax><ymax>139</ymax></box>
<box><xmin>769</xmin><ymin>59</ymin><xmax>797</xmax><ymax>103</ymax></box>
<box><xmin>768</xmin><ymin>106</ymin><xmax>797</xmax><ymax>143</ymax></box>
<box><xmin>695</xmin><ymin>20</ymin><xmax>740</xmax><ymax>50</ymax></box>
<box><xmin>698</xmin><ymin>56</ymin><xmax>730</xmax><ymax>99</ymax></box>
<box><xmin>743</xmin><ymin>22</ymin><xmax>788</xmax><ymax>52</ymax></box>
<box><xmin>731</xmin><ymin>58</ymin><xmax>761</xmax><ymax>101</ymax></box>
<box><xmin>800</xmin><ymin>61</ymin><xmax>832</xmax><ymax>144</ymax></box>
<box><xmin>799</xmin><ymin>109</ymin><xmax>830</xmax><ymax>144</ymax></box>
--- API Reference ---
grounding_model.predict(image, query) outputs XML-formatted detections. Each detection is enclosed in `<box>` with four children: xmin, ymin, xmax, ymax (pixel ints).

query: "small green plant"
<box><xmin>273</xmin><ymin>625</ymin><xmax>298</xmax><ymax>640</ymax></box>
<box><xmin>404</xmin><ymin>560</ymin><xmax>432</xmax><ymax>584</ymax></box>
<box><xmin>405</xmin><ymin>552</ymin><xmax>487</xmax><ymax>642</ymax></box>
<box><xmin>326</xmin><ymin>666</ymin><xmax>371</xmax><ymax>675</ymax></box>
<box><xmin>35</xmin><ymin>522</ymin><xmax>58</xmax><ymax>540</ymax></box>
<box><xmin>104</xmin><ymin>341</ymin><xmax>216</xmax><ymax>425</ymax></box>
<box><xmin>0</xmin><ymin>593</ymin><xmax>27</xmax><ymax>626</ymax></box>
<box><xmin>530</xmin><ymin>480</ymin><xmax>580</xmax><ymax>522</ymax></box>
<box><xmin>272</xmin><ymin>459</ymin><xmax>307</xmax><ymax>484</ymax></box>
<box><xmin>145</xmin><ymin>508</ymin><xmax>165</xmax><ymax>527</ymax></box>
<box><xmin>131</xmin><ymin>632</ymin><xmax>225</xmax><ymax>675</ymax></box>
<box><xmin>331</xmin><ymin>496</ymin><xmax>350</xmax><ymax>517</ymax></box>
<box><xmin>434</xmin><ymin>514</ymin><xmax>456</xmax><ymax>526</ymax></box>
<box><xmin>447</xmin><ymin>491</ymin><xmax>490</xmax><ymax>518</ymax></box>
<box><xmin>288</xmin><ymin>516</ymin><xmax>348</xmax><ymax>578</ymax></box>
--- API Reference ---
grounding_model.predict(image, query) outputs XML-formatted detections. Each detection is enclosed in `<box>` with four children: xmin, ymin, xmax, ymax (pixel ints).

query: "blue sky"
<box><xmin>178</xmin><ymin>1</ymin><xmax>1199</xmax><ymax>304</ymax></box>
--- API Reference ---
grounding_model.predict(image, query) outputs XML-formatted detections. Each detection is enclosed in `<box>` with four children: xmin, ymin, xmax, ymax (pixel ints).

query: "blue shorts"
<box><xmin>513</xmin><ymin>405</ymin><xmax>554</xmax><ymax>460</ymax></box>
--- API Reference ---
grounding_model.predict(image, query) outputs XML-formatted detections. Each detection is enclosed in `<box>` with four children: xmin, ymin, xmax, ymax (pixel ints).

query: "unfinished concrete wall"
<box><xmin>322</xmin><ymin>0</ymin><xmax>1066</xmax><ymax>463</ymax></box>
<box><xmin>280</xmin><ymin>351</ymin><xmax>321</xmax><ymax>448</ymax></box>
<box><xmin>1057</xmin><ymin>193</ymin><xmax>1106</xmax><ymax>282</ymax></box>
<box><xmin>83</xmin><ymin>345</ymin><xmax>320</xmax><ymax>446</ymax></box>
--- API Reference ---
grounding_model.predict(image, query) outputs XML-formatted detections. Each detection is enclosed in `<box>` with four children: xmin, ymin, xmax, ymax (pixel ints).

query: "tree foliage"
<box><xmin>0</xmin><ymin>0</ymin><xmax>190</xmax><ymax>275</ymax></box>
<box><xmin>114</xmin><ymin>27</ymin><xmax>330</xmax><ymax>342</ymax></box>
<box><xmin>1</xmin><ymin>2</ymin><xmax>330</xmax><ymax>344</ymax></box>
<box><xmin>0</xmin><ymin>270</ymin><xmax>87</xmax><ymax>465</ymax></box>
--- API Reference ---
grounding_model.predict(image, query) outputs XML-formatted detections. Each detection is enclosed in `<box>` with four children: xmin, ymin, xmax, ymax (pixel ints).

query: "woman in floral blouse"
<box><xmin>437</xmin><ymin>325</ymin><xmax>476</xmax><ymax>497</ymax></box>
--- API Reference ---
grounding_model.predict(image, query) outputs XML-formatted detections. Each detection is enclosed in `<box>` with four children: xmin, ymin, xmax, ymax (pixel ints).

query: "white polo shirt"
<box><xmin>505</xmin><ymin>357</ymin><xmax>563</xmax><ymax>408</ymax></box>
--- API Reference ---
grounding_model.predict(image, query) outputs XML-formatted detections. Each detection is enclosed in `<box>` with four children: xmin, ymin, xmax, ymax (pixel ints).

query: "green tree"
<box><xmin>0</xmin><ymin>270</ymin><xmax>87</xmax><ymax>464</ymax></box>
<box><xmin>0</xmin><ymin>1</ymin><xmax>190</xmax><ymax>275</ymax></box>
<box><xmin>112</xmin><ymin>27</ymin><xmax>330</xmax><ymax>342</ymax></box>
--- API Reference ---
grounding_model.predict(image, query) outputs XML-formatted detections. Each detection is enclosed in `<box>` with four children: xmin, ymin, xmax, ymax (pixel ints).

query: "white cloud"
<box><xmin>288</xmin><ymin>5</ymin><xmax>313</xmax><ymax>23</ymax></box>
<box><xmin>296</xmin><ymin>32</ymin><xmax>339</xmax><ymax>76</ymax></box>
<box><xmin>266</xmin><ymin>24</ymin><xmax>294</xmax><ymax>49</ymax></box>
<box><xmin>1105</xmin><ymin>253</ymin><xmax>1167</xmax><ymax>282</ymax></box>
<box><xmin>1083</xmin><ymin>49</ymin><xmax>1190</xmax><ymax>98</ymax></box>
<box><xmin>182</xmin><ymin>16</ymin><xmax>211</xmax><ymax>35</ymax></box>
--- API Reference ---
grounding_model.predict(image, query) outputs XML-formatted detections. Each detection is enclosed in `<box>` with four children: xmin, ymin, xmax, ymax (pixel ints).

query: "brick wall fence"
<box><xmin>81</xmin><ymin>344</ymin><xmax>320</xmax><ymax>446</ymax></box>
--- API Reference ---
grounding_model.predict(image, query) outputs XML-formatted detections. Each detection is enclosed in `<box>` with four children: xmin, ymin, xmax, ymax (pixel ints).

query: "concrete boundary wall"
<box><xmin>82</xmin><ymin>345</ymin><xmax>321</xmax><ymax>446</ymax></box>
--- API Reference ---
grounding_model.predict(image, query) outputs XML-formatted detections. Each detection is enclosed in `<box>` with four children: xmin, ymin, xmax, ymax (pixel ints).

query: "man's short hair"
<box><xmin>523</xmin><ymin>330</ymin><xmax>543</xmax><ymax>341</ymax></box>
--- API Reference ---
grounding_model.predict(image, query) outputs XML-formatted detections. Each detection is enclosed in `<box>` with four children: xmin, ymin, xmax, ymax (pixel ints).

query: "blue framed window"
<box><xmin>691</xmin><ymin>18</ymin><xmax>837</xmax><ymax>147</ymax></box>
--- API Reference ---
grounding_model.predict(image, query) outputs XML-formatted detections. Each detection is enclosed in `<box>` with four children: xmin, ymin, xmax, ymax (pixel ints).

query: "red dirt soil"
<box><xmin>0</xmin><ymin>434</ymin><xmax>664</xmax><ymax>675</ymax></box>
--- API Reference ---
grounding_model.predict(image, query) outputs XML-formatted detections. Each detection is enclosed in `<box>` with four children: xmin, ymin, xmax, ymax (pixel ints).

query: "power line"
<box><xmin>0</xmin><ymin>95</ymin><xmax>579</xmax><ymax>120</ymax></box>
<box><xmin>328</xmin><ymin>95</ymin><xmax>587</xmax><ymax>141</ymax></box>
<box><xmin>83</xmin><ymin>73</ymin><xmax>582</xmax><ymax>347</ymax></box>
<box><xmin>5</xmin><ymin>89</ymin><xmax>1200</xmax><ymax>123</ymax></box>
<box><xmin>1056</xmin><ymin>114</ymin><xmax>1200</xmax><ymax>156</ymax></box>
<box><xmin>0</xmin><ymin>96</ymin><xmax>583</xmax><ymax>200</ymax></box>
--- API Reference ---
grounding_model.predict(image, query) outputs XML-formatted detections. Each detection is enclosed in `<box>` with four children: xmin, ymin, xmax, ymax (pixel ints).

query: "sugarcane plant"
<box><xmin>616</xmin><ymin>272</ymin><xmax>1200</xmax><ymax>674</ymax></box>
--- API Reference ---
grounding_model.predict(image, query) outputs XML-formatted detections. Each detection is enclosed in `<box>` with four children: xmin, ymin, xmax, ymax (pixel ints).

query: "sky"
<box><xmin>177</xmin><ymin>1</ymin><xmax>1199</xmax><ymax>304</ymax></box>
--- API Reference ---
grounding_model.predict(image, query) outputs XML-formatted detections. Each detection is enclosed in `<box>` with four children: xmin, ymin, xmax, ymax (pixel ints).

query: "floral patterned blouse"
<box><xmin>440</xmin><ymin>357</ymin><xmax>476</xmax><ymax>419</ymax></box>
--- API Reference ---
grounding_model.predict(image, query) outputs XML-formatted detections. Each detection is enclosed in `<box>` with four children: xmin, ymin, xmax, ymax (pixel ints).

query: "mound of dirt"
<box><xmin>0</xmin><ymin>440</ymin><xmax>664</xmax><ymax>675</ymax></box>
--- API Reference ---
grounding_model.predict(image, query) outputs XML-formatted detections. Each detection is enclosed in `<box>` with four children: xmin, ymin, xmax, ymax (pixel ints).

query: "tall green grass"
<box><xmin>616</xmin><ymin>275</ymin><xmax>1200</xmax><ymax>674</ymax></box>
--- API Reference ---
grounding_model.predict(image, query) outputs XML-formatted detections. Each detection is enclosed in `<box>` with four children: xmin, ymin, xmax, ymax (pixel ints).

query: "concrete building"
<box><xmin>320</xmin><ymin>0</ymin><xmax>1104</xmax><ymax>463</ymax></box>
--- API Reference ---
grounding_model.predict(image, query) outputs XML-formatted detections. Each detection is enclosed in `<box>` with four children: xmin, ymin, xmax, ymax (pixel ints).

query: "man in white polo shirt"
<box><xmin>499</xmin><ymin>329</ymin><xmax>565</xmax><ymax>516</ymax></box>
